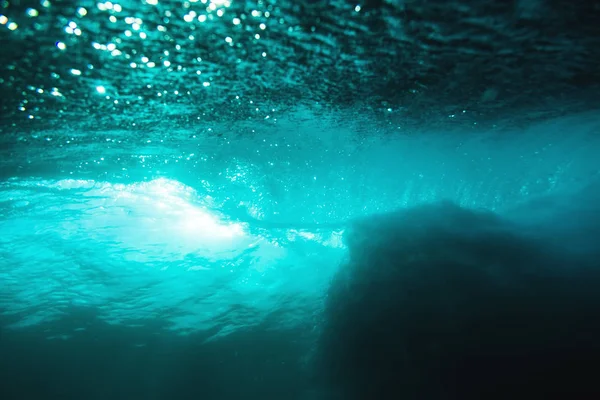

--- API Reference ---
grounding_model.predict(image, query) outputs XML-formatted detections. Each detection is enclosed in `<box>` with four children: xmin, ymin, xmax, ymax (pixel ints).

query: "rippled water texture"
<box><xmin>0</xmin><ymin>177</ymin><xmax>344</xmax><ymax>337</ymax></box>
<box><xmin>1</xmin><ymin>0</ymin><xmax>600</xmax><ymax>131</ymax></box>
<box><xmin>1</xmin><ymin>0</ymin><xmax>600</xmax><ymax>399</ymax></box>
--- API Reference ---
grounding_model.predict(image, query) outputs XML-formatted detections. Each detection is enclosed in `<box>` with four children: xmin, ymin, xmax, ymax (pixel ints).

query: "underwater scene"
<box><xmin>1</xmin><ymin>0</ymin><xmax>600</xmax><ymax>399</ymax></box>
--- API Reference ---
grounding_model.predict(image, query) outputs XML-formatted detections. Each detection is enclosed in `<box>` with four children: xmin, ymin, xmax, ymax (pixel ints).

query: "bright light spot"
<box><xmin>183</xmin><ymin>13</ymin><xmax>193</xmax><ymax>22</ymax></box>
<box><xmin>130</xmin><ymin>62</ymin><xmax>137</xmax><ymax>68</ymax></box>
<box><xmin>157</xmin><ymin>25</ymin><xmax>166</xmax><ymax>31</ymax></box>
<box><xmin>298</xmin><ymin>231</ymin><xmax>316</xmax><ymax>240</ymax></box>
<box><xmin>70</xmin><ymin>69</ymin><xmax>82</xmax><ymax>75</ymax></box>
<box><xmin>8</xmin><ymin>22</ymin><xmax>18</xmax><ymax>30</ymax></box>
<box><xmin>111</xmin><ymin>49</ymin><xmax>121</xmax><ymax>56</ymax></box>
<box><xmin>251</xmin><ymin>10</ymin><xmax>260</xmax><ymax>17</ymax></box>
<box><xmin>355</xmin><ymin>5</ymin><xmax>361</xmax><ymax>12</ymax></box>
<box><xmin>216</xmin><ymin>9</ymin><xmax>224</xmax><ymax>17</ymax></box>
<box><xmin>113</xmin><ymin>4</ymin><xmax>122</xmax><ymax>12</ymax></box>
<box><xmin>232</xmin><ymin>17</ymin><xmax>240</xmax><ymax>25</ymax></box>
<box><xmin>41</xmin><ymin>0</ymin><xmax>50</xmax><ymax>8</ymax></box>
<box><xmin>259</xmin><ymin>23</ymin><xmax>266</xmax><ymax>30</ymax></box>
<box><xmin>254</xmin><ymin>33</ymin><xmax>260</xmax><ymax>39</ymax></box>
<box><xmin>0</xmin><ymin>16</ymin><xmax>7</xmax><ymax>25</ymax></box>
<box><xmin>202</xmin><ymin>81</ymin><xmax>210</xmax><ymax>87</ymax></box>
<box><xmin>96</xmin><ymin>85</ymin><xmax>106</xmax><ymax>94</ymax></box>
<box><xmin>74</xmin><ymin>28</ymin><xmax>82</xmax><ymax>35</ymax></box>
<box><xmin>163</xmin><ymin>60</ymin><xmax>171</xmax><ymax>67</ymax></box>
<box><xmin>146</xmin><ymin>0</ymin><xmax>158</xmax><ymax>4</ymax></box>
<box><xmin>26</xmin><ymin>8</ymin><xmax>39</xmax><ymax>17</ymax></box>
<box><xmin>141</xmin><ymin>56</ymin><xmax>149</xmax><ymax>63</ymax></box>
<box><xmin>261</xmin><ymin>52</ymin><xmax>266</xmax><ymax>57</ymax></box>
<box><xmin>77</xmin><ymin>7</ymin><xmax>87</xmax><ymax>16</ymax></box>
<box><xmin>132</xmin><ymin>179</ymin><xmax>247</xmax><ymax>242</ymax></box>
<box><xmin>109</xmin><ymin>15</ymin><xmax>117</xmax><ymax>23</ymax></box>
<box><xmin>92</xmin><ymin>42</ymin><xmax>101</xmax><ymax>49</ymax></box>
<box><xmin>198</xmin><ymin>15</ymin><xmax>206</xmax><ymax>22</ymax></box>
<box><xmin>107</xmin><ymin>43</ymin><xmax>116</xmax><ymax>51</ymax></box>
<box><xmin>124</xmin><ymin>29</ymin><xmax>132</xmax><ymax>36</ymax></box>
<box><xmin>180</xmin><ymin>208</ymin><xmax>243</xmax><ymax>239</ymax></box>
<box><xmin>132</xmin><ymin>23</ymin><xmax>140</xmax><ymax>30</ymax></box>
<box><xmin>139</xmin><ymin>31</ymin><xmax>147</xmax><ymax>39</ymax></box>
<box><xmin>69</xmin><ymin>21</ymin><xmax>77</xmax><ymax>28</ymax></box>
<box><xmin>147</xmin><ymin>61</ymin><xmax>156</xmax><ymax>68</ymax></box>
<box><xmin>56</xmin><ymin>41</ymin><xmax>66</xmax><ymax>50</ymax></box>
<box><xmin>225</xmin><ymin>36</ymin><xmax>232</xmax><ymax>43</ymax></box>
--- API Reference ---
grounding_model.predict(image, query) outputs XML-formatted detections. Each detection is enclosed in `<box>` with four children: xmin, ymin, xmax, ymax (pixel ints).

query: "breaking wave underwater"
<box><xmin>1</xmin><ymin>0</ymin><xmax>600</xmax><ymax>398</ymax></box>
<box><xmin>2</xmin><ymin>114</ymin><xmax>600</xmax><ymax>399</ymax></box>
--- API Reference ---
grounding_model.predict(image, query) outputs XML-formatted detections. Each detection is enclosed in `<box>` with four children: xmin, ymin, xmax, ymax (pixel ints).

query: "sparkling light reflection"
<box><xmin>4</xmin><ymin>0</ymin><xmax>278</xmax><ymax>121</ymax></box>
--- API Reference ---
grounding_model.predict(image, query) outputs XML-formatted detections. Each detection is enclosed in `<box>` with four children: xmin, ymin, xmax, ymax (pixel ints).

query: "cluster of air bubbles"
<box><xmin>2</xmin><ymin>0</ymin><xmax>290</xmax><ymax>123</ymax></box>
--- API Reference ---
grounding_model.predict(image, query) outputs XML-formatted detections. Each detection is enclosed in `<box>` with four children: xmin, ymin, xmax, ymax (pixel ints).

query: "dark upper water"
<box><xmin>1</xmin><ymin>0</ymin><xmax>600</xmax><ymax>131</ymax></box>
<box><xmin>1</xmin><ymin>0</ymin><xmax>600</xmax><ymax>399</ymax></box>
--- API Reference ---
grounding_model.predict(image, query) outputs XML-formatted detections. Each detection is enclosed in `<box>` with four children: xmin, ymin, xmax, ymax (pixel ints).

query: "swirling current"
<box><xmin>1</xmin><ymin>1</ymin><xmax>600</xmax><ymax>399</ymax></box>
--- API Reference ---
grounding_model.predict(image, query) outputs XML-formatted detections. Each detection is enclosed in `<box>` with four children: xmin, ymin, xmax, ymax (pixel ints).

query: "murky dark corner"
<box><xmin>1</xmin><ymin>0</ymin><xmax>600</xmax><ymax>399</ymax></box>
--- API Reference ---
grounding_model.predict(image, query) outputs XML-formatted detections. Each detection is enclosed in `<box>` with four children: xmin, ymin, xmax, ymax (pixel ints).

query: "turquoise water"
<box><xmin>0</xmin><ymin>177</ymin><xmax>343</xmax><ymax>335</ymax></box>
<box><xmin>1</xmin><ymin>0</ymin><xmax>600</xmax><ymax>398</ymax></box>
<box><xmin>2</xmin><ymin>111</ymin><xmax>598</xmax><ymax>338</ymax></box>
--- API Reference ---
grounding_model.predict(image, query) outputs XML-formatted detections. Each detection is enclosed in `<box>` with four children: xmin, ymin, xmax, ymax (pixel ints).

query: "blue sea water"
<box><xmin>1</xmin><ymin>0</ymin><xmax>600</xmax><ymax>399</ymax></box>
<box><xmin>2</xmin><ymin>110</ymin><xmax>599</xmax><ymax>398</ymax></box>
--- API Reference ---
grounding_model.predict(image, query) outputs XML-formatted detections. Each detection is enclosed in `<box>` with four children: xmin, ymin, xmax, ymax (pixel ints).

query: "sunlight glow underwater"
<box><xmin>53</xmin><ymin>177</ymin><xmax>249</xmax><ymax>259</ymax></box>
<box><xmin>0</xmin><ymin>177</ymin><xmax>344</xmax><ymax>335</ymax></box>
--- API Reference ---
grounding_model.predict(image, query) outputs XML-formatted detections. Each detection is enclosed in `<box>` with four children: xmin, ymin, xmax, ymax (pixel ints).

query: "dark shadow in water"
<box><xmin>0</xmin><ymin>308</ymin><xmax>313</xmax><ymax>400</ymax></box>
<box><xmin>315</xmin><ymin>195</ymin><xmax>600</xmax><ymax>399</ymax></box>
